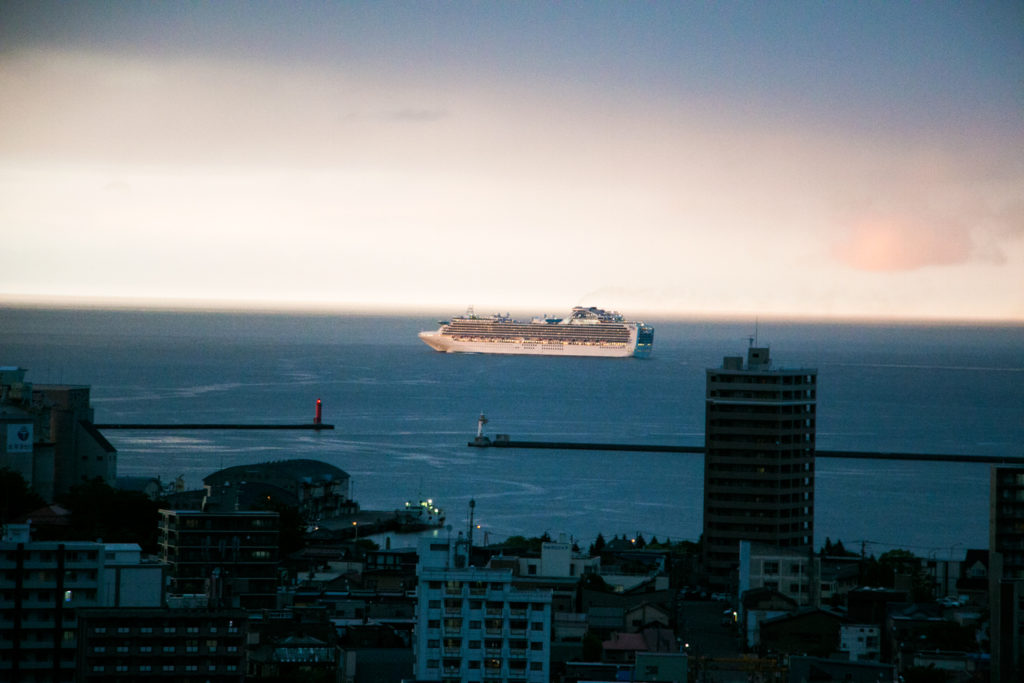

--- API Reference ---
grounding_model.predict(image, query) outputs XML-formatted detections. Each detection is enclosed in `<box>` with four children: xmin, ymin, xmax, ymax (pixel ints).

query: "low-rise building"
<box><xmin>202</xmin><ymin>459</ymin><xmax>354</xmax><ymax>521</ymax></box>
<box><xmin>838</xmin><ymin>623</ymin><xmax>881</xmax><ymax>662</ymax></box>
<box><xmin>76</xmin><ymin>607</ymin><xmax>247</xmax><ymax>682</ymax></box>
<box><xmin>738</xmin><ymin>541</ymin><xmax>819</xmax><ymax>609</ymax></box>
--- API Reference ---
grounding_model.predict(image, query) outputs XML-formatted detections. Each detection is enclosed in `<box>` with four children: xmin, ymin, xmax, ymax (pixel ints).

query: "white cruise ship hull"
<box><xmin>419</xmin><ymin>306</ymin><xmax>654</xmax><ymax>358</ymax></box>
<box><xmin>418</xmin><ymin>331</ymin><xmax>638</xmax><ymax>357</ymax></box>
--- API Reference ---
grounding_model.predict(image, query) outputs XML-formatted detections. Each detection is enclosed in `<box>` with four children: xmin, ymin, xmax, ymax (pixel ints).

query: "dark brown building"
<box><xmin>702</xmin><ymin>346</ymin><xmax>816</xmax><ymax>588</ymax></box>
<box><xmin>990</xmin><ymin>466</ymin><xmax>1024</xmax><ymax>683</ymax></box>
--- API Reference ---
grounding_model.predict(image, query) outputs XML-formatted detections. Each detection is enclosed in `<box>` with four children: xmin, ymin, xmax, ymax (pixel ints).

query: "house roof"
<box><xmin>602</xmin><ymin>632</ymin><xmax>647</xmax><ymax>651</ymax></box>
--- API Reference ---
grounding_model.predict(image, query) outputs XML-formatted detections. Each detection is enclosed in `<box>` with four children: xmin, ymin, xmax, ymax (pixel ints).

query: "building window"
<box><xmin>763</xmin><ymin>561</ymin><xmax>779</xmax><ymax>574</ymax></box>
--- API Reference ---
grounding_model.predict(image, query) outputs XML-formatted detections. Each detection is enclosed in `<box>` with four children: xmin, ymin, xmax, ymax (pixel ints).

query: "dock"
<box><xmin>468</xmin><ymin>437</ymin><xmax>1024</xmax><ymax>465</ymax></box>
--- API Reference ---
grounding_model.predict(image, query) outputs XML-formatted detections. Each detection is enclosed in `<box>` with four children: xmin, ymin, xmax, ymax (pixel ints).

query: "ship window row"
<box><xmin>446</xmin><ymin>324</ymin><xmax>630</xmax><ymax>338</ymax></box>
<box><xmin>447</xmin><ymin>330</ymin><xmax>630</xmax><ymax>341</ymax></box>
<box><xmin>709</xmin><ymin>374</ymin><xmax>815</xmax><ymax>385</ymax></box>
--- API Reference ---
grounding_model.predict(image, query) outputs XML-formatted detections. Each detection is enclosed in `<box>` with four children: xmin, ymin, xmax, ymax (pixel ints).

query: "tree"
<box><xmin>588</xmin><ymin>532</ymin><xmax>606</xmax><ymax>557</ymax></box>
<box><xmin>0</xmin><ymin>467</ymin><xmax>45</xmax><ymax>525</ymax></box>
<box><xmin>56</xmin><ymin>478</ymin><xmax>161</xmax><ymax>553</ymax></box>
<box><xmin>582</xmin><ymin>631</ymin><xmax>603</xmax><ymax>661</ymax></box>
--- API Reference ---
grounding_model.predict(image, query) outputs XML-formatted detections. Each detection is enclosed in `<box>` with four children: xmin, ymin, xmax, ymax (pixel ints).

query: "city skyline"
<box><xmin>1</xmin><ymin>2</ymin><xmax>1022</xmax><ymax>321</ymax></box>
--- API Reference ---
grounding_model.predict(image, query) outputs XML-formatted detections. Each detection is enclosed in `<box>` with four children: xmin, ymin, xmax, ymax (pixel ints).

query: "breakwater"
<box><xmin>468</xmin><ymin>438</ymin><xmax>1024</xmax><ymax>465</ymax></box>
<box><xmin>94</xmin><ymin>423</ymin><xmax>334</xmax><ymax>430</ymax></box>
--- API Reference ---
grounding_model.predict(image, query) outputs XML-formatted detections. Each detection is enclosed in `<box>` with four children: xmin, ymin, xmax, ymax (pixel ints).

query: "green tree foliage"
<box><xmin>56</xmin><ymin>478</ymin><xmax>161</xmax><ymax>553</ymax></box>
<box><xmin>858</xmin><ymin>549</ymin><xmax>934</xmax><ymax>601</ymax></box>
<box><xmin>901</xmin><ymin>665</ymin><xmax>939</xmax><ymax>683</ymax></box>
<box><xmin>499</xmin><ymin>534</ymin><xmax>549</xmax><ymax>553</ymax></box>
<box><xmin>0</xmin><ymin>467</ymin><xmax>45</xmax><ymax>525</ymax></box>
<box><xmin>821</xmin><ymin>537</ymin><xmax>857</xmax><ymax>557</ymax></box>
<box><xmin>581</xmin><ymin>631</ymin><xmax>604</xmax><ymax>661</ymax></box>
<box><xmin>580</xmin><ymin>573</ymin><xmax>612</xmax><ymax>593</ymax></box>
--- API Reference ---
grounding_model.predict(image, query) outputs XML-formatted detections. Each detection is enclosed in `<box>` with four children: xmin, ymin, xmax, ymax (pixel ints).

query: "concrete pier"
<box><xmin>94</xmin><ymin>422</ymin><xmax>334</xmax><ymax>430</ymax></box>
<box><xmin>468</xmin><ymin>437</ymin><xmax>1024</xmax><ymax>465</ymax></box>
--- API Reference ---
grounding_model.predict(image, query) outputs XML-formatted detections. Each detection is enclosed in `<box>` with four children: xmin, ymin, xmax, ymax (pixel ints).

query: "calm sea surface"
<box><xmin>2</xmin><ymin>307</ymin><xmax>1022</xmax><ymax>558</ymax></box>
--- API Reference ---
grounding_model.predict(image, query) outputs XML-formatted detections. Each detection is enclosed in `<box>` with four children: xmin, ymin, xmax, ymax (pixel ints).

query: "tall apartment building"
<box><xmin>0</xmin><ymin>524</ymin><xmax>163</xmax><ymax>683</ymax></box>
<box><xmin>414</xmin><ymin>538</ymin><xmax>552</xmax><ymax>683</ymax></box>
<box><xmin>703</xmin><ymin>346</ymin><xmax>816</xmax><ymax>588</ymax></box>
<box><xmin>158</xmin><ymin>509</ymin><xmax>280</xmax><ymax>610</ymax></box>
<box><xmin>990</xmin><ymin>466</ymin><xmax>1024</xmax><ymax>683</ymax></box>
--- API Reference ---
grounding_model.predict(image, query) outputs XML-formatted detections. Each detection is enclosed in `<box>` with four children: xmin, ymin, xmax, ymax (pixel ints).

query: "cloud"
<box><xmin>832</xmin><ymin>216</ymin><xmax>973</xmax><ymax>272</ymax></box>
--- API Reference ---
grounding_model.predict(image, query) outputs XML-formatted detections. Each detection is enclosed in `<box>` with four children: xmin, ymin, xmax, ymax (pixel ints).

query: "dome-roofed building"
<box><xmin>202</xmin><ymin>459</ymin><xmax>355</xmax><ymax>520</ymax></box>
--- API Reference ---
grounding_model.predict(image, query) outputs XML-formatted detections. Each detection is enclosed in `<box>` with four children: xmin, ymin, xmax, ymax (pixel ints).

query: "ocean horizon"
<box><xmin>2</xmin><ymin>305</ymin><xmax>1022</xmax><ymax>558</ymax></box>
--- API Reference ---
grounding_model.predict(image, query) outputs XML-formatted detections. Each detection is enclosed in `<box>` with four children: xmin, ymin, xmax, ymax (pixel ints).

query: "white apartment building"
<box><xmin>415</xmin><ymin>538</ymin><xmax>552</xmax><ymax>683</ymax></box>
<box><xmin>839</xmin><ymin>623</ymin><xmax>881</xmax><ymax>662</ymax></box>
<box><xmin>738</xmin><ymin>540</ymin><xmax>819</xmax><ymax>607</ymax></box>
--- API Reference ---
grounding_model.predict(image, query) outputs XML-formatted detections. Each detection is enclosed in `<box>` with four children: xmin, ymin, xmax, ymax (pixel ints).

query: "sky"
<box><xmin>1</xmin><ymin>1</ymin><xmax>1022</xmax><ymax>321</ymax></box>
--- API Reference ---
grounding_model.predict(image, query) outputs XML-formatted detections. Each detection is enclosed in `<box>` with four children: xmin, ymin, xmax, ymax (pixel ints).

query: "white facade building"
<box><xmin>839</xmin><ymin>623</ymin><xmax>881</xmax><ymax>662</ymax></box>
<box><xmin>415</xmin><ymin>538</ymin><xmax>552</xmax><ymax>683</ymax></box>
<box><xmin>738</xmin><ymin>540</ymin><xmax>819</xmax><ymax>607</ymax></box>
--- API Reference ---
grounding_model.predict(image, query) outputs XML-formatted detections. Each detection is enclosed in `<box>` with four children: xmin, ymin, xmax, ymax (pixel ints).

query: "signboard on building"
<box><xmin>6</xmin><ymin>423</ymin><xmax>33</xmax><ymax>453</ymax></box>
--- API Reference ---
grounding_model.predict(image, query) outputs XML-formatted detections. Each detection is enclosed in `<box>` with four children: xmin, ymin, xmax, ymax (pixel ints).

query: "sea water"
<box><xmin>2</xmin><ymin>307</ymin><xmax>1022</xmax><ymax>558</ymax></box>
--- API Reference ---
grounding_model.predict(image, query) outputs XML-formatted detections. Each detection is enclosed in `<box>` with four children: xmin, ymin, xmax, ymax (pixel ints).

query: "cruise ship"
<box><xmin>418</xmin><ymin>306</ymin><xmax>654</xmax><ymax>358</ymax></box>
